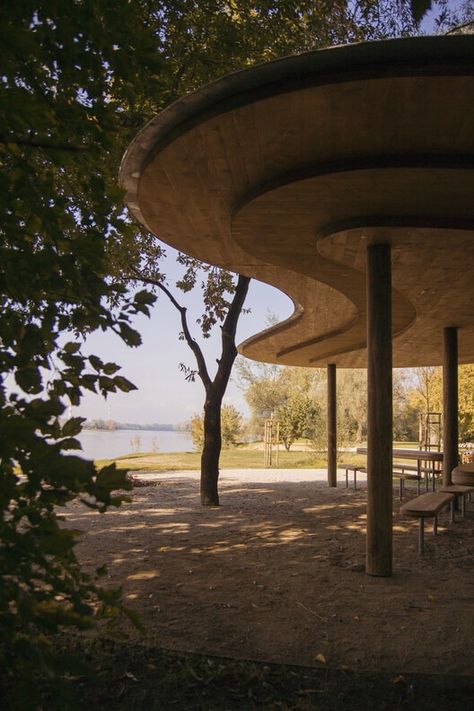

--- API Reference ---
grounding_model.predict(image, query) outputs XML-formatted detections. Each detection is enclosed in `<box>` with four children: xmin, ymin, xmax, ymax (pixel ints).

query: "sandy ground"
<box><xmin>64</xmin><ymin>469</ymin><xmax>474</xmax><ymax>676</ymax></box>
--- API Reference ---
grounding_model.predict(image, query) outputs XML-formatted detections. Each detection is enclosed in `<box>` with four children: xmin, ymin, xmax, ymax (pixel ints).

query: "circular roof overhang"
<box><xmin>120</xmin><ymin>35</ymin><xmax>474</xmax><ymax>368</ymax></box>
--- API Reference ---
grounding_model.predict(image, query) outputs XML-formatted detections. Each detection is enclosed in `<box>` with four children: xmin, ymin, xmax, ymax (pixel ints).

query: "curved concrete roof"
<box><xmin>120</xmin><ymin>35</ymin><xmax>474</xmax><ymax>368</ymax></box>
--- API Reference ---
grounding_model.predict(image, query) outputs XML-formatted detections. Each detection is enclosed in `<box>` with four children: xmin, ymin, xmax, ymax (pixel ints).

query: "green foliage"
<box><xmin>239</xmin><ymin>361</ymin><xmax>435</xmax><ymax>448</ymax></box>
<box><xmin>237</xmin><ymin>360</ymin><xmax>290</xmax><ymax>433</ymax></box>
<box><xmin>407</xmin><ymin>365</ymin><xmax>474</xmax><ymax>442</ymax></box>
<box><xmin>276</xmin><ymin>393</ymin><xmax>322</xmax><ymax>451</ymax></box>
<box><xmin>458</xmin><ymin>365</ymin><xmax>474</xmax><ymax>441</ymax></box>
<box><xmin>0</xmin><ymin>0</ymin><xmax>161</xmax><ymax>699</ymax></box>
<box><xmin>336</xmin><ymin>370</ymin><xmax>367</xmax><ymax>445</ymax></box>
<box><xmin>190</xmin><ymin>404</ymin><xmax>244</xmax><ymax>449</ymax></box>
<box><xmin>190</xmin><ymin>413</ymin><xmax>205</xmax><ymax>450</ymax></box>
<box><xmin>410</xmin><ymin>0</ymin><xmax>433</xmax><ymax>22</ymax></box>
<box><xmin>220</xmin><ymin>404</ymin><xmax>244</xmax><ymax>447</ymax></box>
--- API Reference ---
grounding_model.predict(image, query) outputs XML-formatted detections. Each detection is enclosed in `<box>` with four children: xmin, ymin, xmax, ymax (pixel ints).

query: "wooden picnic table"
<box><xmin>356</xmin><ymin>448</ymin><xmax>443</xmax><ymax>491</ymax></box>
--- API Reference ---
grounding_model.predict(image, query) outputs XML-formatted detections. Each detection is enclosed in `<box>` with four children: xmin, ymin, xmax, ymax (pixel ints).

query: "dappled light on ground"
<box><xmin>64</xmin><ymin>475</ymin><xmax>474</xmax><ymax>676</ymax></box>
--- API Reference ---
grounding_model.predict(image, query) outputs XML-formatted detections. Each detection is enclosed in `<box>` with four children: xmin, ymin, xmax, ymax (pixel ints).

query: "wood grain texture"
<box><xmin>443</xmin><ymin>327</ymin><xmax>459</xmax><ymax>486</ymax></box>
<box><xmin>366</xmin><ymin>245</ymin><xmax>393</xmax><ymax>577</ymax></box>
<box><xmin>400</xmin><ymin>492</ymin><xmax>454</xmax><ymax>516</ymax></box>
<box><xmin>120</xmin><ymin>36</ymin><xmax>474</xmax><ymax>369</ymax></box>
<box><xmin>452</xmin><ymin>464</ymin><xmax>474</xmax><ymax>486</ymax></box>
<box><xmin>327</xmin><ymin>364</ymin><xmax>337</xmax><ymax>487</ymax></box>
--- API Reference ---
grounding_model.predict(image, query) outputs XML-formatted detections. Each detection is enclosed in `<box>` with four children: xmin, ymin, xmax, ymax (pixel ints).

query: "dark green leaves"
<box><xmin>61</xmin><ymin>417</ymin><xmax>86</xmax><ymax>438</ymax></box>
<box><xmin>410</xmin><ymin>0</ymin><xmax>432</xmax><ymax>22</ymax></box>
<box><xmin>15</xmin><ymin>365</ymin><xmax>42</xmax><ymax>393</ymax></box>
<box><xmin>0</xmin><ymin>0</ymin><xmax>162</xmax><ymax>690</ymax></box>
<box><xmin>118</xmin><ymin>322</ymin><xmax>142</xmax><ymax>347</ymax></box>
<box><xmin>112</xmin><ymin>375</ymin><xmax>137</xmax><ymax>393</ymax></box>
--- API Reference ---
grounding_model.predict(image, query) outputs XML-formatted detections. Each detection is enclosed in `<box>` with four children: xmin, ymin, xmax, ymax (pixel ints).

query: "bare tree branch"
<box><xmin>131</xmin><ymin>268</ymin><xmax>212</xmax><ymax>389</ymax></box>
<box><xmin>0</xmin><ymin>134</ymin><xmax>89</xmax><ymax>152</ymax></box>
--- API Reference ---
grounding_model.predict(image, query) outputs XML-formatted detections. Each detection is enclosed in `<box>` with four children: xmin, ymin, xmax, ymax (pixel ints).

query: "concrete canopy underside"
<box><xmin>120</xmin><ymin>36</ymin><xmax>474</xmax><ymax>369</ymax></box>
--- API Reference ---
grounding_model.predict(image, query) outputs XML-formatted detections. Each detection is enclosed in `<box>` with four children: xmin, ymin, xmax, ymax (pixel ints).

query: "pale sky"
<box><xmin>76</xmin><ymin>247</ymin><xmax>293</xmax><ymax>425</ymax></box>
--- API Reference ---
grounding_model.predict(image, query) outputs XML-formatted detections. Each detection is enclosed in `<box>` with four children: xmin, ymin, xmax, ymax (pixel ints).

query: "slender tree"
<box><xmin>129</xmin><ymin>265</ymin><xmax>249</xmax><ymax>505</ymax></box>
<box><xmin>111</xmin><ymin>0</ymin><xmax>419</xmax><ymax>506</ymax></box>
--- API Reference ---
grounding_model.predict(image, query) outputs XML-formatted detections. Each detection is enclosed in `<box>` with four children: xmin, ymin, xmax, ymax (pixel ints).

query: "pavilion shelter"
<box><xmin>121</xmin><ymin>35</ymin><xmax>474</xmax><ymax>577</ymax></box>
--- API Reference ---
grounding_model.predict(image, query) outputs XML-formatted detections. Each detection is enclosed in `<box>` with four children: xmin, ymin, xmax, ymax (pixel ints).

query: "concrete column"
<box><xmin>327</xmin><ymin>363</ymin><xmax>337</xmax><ymax>487</ymax></box>
<box><xmin>366</xmin><ymin>243</ymin><xmax>393</xmax><ymax>577</ymax></box>
<box><xmin>443</xmin><ymin>327</ymin><xmax>459</xmax><ymax>486</ymax></box>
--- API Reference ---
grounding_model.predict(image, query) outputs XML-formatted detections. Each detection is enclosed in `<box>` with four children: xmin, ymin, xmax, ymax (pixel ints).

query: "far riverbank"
<box><xmin>76</xmin><ymin>429</ymin><xmax>193</xmax><ymax>461</ymax></box>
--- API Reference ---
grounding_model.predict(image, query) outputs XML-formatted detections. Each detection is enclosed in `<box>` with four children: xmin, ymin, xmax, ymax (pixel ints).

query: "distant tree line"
<box><xmin>197</xmin><ymin>362</ymin><xmax>474</xmax><ymax>452</ymax></box>
<box><xmin>82</xmin><ymin>419</ymin><xmax>179</xmax><ymax>431</ymax></box>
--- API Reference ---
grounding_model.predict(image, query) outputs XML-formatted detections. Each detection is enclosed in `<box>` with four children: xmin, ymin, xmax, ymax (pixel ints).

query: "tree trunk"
<box><xmin>143</xmin><ymin>271</ymin><xmax>250</xmax><ymax>507</ymax></box>
<box><xmin>201</xmin><ymin>392</ymin><xmax>222</xmax><ymax>506</ymax></box>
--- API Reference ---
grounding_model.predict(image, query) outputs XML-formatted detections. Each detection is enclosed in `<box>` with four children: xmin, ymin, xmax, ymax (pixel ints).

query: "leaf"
<box><xmin>59</xmin><ymin>436</ymin><xmax>82</xmax><ymax>451</ymax></box>
<box><xmin>133</xmin><ymin>289</ymin><xmax>156</xmax><ymax>305</ymax></box>
<box><xmin>410</xmin><ymin>0</ymin><xmax>432</xmax><ymax>22</ymax></box>
<box><xmin>96</xmin><ymin>464</ymin><xmax>131</xmax><ymax>490</ymax></box>
<box><xmin>119</xmin><ymin>322</ymin><xmax>142</xmax><ymax>347</ymax></box>
<box><xmin>89</xmin><ymin>355</ymin><xmax>104</xmax><ymax>371</ymax></box>
<box><xmin>98</xmin><ymin>376</ymin><xmax>116</xmax><ymax>393</ymax></box>
<box><xmin>102</xmin><ymin>362</ymin><xmax>121</xmax><ymax>375</ymax></box>
<box><xmin>15</xmin><ymin>366</ymin><xmax>42</xmax><ymax>393</ymax></box>
<box><xmin>392</xmin><ymin>675</ymin><xmax>407</xmax><ymax>685</ymax></box>
<box><xmin>113</xmin><ymin>375</ymin><xmax>137</xmax><ymax>393</ymax></box>
<box><xmin>63</xmin><ymin>341</ymin><xmax>81</xmax><ymax>354</ymax></box>
<box><xmin>62</xmin><ymin>417</ymin><xmax>85</xmax><ymax>437</ymax></box>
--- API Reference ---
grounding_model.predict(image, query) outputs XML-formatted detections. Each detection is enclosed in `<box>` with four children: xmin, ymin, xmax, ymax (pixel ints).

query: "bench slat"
<box><xmin>393</xmin><ymin>463</ymin><xmax>436</xmax><ymax>473</ymax></box>
<box><xmin>400</xmin><ymin>492</ymin><xmax>454</xmax><ymax>517</ymax></box>
<box><xmin>341</xmin><ymin>464</ymin><xmax>366</xmax><ymax>472</ymax></box>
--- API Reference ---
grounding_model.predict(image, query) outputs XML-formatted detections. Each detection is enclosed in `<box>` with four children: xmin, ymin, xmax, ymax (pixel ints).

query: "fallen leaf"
<box><xmin>392</xmin><ymin>675</ymin><xmax>406</xmax><ymax>685</ymax></box>
<box><xmin>124</xmin><ymin>671</ymin><xmax>139</xmax><ymax>682</ymax></box>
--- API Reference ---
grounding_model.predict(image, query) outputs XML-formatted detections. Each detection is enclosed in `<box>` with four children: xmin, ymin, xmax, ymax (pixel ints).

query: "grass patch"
<box><xmin>97</xmin><ymin>448</ymin><xmax>330</xmax><ymax>471</ymax></box>
<box><xmin>96</xmin><ymin>442</ymin><xmax>418</xmax><ymax>473</ymax></box>
<box><xmin>97</xmin><ymin>448</ymin><xmax>368</xmax><ymax>472</ymax></box>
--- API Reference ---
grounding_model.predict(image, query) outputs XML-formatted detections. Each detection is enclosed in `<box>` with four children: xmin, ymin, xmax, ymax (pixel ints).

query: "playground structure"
<box><xmin>419</xmin><ymin>412</ymin><xmax>442</xmax><ymax>451</ymax></box>
<box><xmin>263</xmin><ymin>418</ymin><xmax>280</xmax><ymax>467</ymax></box>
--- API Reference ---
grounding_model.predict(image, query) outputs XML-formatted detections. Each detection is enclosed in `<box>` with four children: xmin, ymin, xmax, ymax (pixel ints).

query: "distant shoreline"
<box><xmin>82</xmin><ymin>421</ymin><xmax>189</xmax><ymax>432</ymax></box>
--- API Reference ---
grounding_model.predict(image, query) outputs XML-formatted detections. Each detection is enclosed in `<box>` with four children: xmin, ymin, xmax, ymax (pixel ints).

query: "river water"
<box><xmin>75</xmin><ymin>429</ymin><xmax>194</xmax><ymax>460</ymax></box>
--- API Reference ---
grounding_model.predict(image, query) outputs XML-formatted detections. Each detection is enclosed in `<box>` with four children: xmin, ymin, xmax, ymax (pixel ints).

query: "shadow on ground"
<box><xmin>64</xmin><ymin>477</ymin><xmax>474</xmax><ymax>678</ymax></box>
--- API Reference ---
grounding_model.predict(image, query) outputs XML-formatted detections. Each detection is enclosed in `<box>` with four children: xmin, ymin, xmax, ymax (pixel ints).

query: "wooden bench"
<box><xmin>400</xmin><ymin>492</ymin><xmax>455</xmax><ymax>554</ymax></box>
<box><xmin>393</xmin><ymin>469</ymin><xmax>422</xmax><ymax>499</ymax></box>
<box><xmin>341</xmin><ymin>464</ymin><xmax>366</xmax><ymax>489</ymax></box>
<box><xmin>393</xmin><ymin>462</ymin><xmax>441</xmax><ymax>494</ymax></box>
<box><xmin>439</xmin><ymin>485</ymin><xmax>471</xmax><ymax>519</ymax></box>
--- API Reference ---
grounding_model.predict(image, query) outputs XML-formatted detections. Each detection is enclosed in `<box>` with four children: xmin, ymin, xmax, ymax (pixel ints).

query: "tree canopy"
<box><xmin>0</xmin><ymin>0</ymin><xmax>162</xmax><ymax>695</ymax></box>
<box><xmin>2</xmin><ymin>0</ymin><xmax>468</xmax><ymax>695</ymax></box>
<box><xmin>108</xmin><ymin>0</ymin><xmax>421</xmax><ymax>506</ymax></box>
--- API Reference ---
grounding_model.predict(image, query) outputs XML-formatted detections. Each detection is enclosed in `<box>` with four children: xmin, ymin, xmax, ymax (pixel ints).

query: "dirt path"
<box><xmin>64</xmin><ymin>470</ymin><xmax>474</xmax><ymax>676</ymax></box>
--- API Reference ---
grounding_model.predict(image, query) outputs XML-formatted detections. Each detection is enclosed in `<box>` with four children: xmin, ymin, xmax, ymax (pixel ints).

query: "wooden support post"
<box><xmin>327</xmin><ymin>363</ymin><xmax>337</xmax><ymax>487</ymax></box>
<box><xmin>443</xmin><ymin>327</ymin><xmax>458</xmax><ymax>486</ymax></box>
<box><xmin>366</xmin><ymin>243</ymin><xmax>393</xmax><ymax>577</ymax></box>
